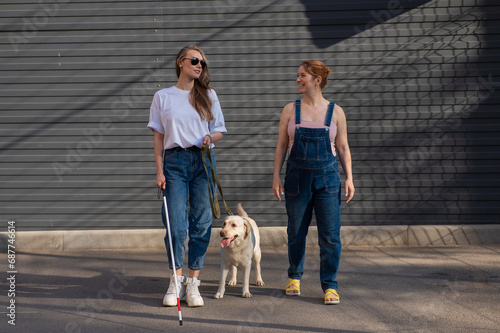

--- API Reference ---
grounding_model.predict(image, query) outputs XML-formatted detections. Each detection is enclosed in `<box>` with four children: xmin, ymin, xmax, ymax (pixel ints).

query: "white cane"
<box><xmin>162</xmin><ymin>189</ymin><xmax>183</xmax><ymax>326</ymax></box>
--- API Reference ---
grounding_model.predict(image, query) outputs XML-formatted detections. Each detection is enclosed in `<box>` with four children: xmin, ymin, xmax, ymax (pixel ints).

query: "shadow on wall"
<box><xmin>300</xmin><ymin>0</ymin><xmax>431</xmax><ymax>48</ymax></box>
<box><xmin>300</xmin><ymin>0</ymin><xmax>500</xmax><ymax>225</ymax></box>
<box><xmin>464</xmin><ymin>0</ymin><xmax>500</xmax><ymax>224</ymax></box>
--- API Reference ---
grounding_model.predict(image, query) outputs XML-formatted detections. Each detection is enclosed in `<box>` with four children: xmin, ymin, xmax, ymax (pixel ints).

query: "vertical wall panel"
<box><xmin>0</xmin><ymin>0</ymin><xmax>498</xmax><ymax>230</ymax></box>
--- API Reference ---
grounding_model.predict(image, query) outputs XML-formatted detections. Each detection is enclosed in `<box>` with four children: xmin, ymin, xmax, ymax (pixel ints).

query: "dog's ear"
<box><xmin>243</xmin><ymin>221</ymin><xmax>251</xmax><ymax>239</ymax></box>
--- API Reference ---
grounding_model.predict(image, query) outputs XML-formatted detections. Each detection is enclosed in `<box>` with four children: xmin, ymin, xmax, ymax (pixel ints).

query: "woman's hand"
<box><xmin>201</xmin><ymin>134</ymin><xmax>212</xmax><ymax>148</ymax></box>
<box><xmin>201</xmin><ymin>132</ymin><xmax>222</xmax><ymax>148</ymax></box>
<box><xmin>344</xmin><ymin>178</ymin><xmax>355</xmax><ymax>203</ymax></box>
<box><xmin>157</xmin><ymin>174</ymin><xmax>166</xmax><ymax>189</ymax></box>
<box><xmin>273</xmin><ymin>174</ymin><xmax>284</xmax><ymax>201</ymax></box>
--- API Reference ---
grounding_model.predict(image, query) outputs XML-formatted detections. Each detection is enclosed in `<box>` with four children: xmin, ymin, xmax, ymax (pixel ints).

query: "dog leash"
<box><xmin>201</xmin><ymin>145</ymin><xmax>232</xmax><ymax>218</ymax></box>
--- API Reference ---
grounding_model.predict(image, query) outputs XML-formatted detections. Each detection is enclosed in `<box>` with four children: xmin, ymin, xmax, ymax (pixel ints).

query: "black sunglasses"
<box><xmin>184</xmin><ymin>57</ymin><xmax>206</xmax><ymax>69</ymax></box>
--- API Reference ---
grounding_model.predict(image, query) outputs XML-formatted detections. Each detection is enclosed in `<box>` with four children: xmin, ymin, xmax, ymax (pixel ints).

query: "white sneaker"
<box><xmin>163</xmin><ymin>274</ymin><xmax>186</xmax><ymax>307</ymax></box>
<box><xmin>185</xmin><ymin>277</ymin><xmax>204</xmax><ymax>307</ymax></box>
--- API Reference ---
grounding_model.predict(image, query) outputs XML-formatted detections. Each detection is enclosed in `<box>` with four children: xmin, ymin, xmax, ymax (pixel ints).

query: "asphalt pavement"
<box><xmin>1</xmin><ymin>245</ymin><xmax>499</xmax><ymax>333</ymax></box>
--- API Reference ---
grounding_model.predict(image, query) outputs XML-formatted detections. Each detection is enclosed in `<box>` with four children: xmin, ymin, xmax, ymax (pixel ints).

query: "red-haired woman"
<box><xmin>148</xmin><ymin>45</ymin><xmax>226</xmax><ymax>307</ymax></box>
<box><xmin>273</xmin><ymin>60</ymin><xmax>355</xmax><ymax>305</ymax></box>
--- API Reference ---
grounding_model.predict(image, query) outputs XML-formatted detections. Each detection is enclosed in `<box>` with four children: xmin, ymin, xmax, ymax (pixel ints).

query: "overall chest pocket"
<box><xmin>294</xmin><ymin>135</ymin><xmax>330</xmax><ymax>161</ymax></box>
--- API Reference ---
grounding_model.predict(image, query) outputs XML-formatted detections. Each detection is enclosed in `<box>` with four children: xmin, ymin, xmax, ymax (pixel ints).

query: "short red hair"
<box><xmin>300</xmin><ymin>60</ymin><xmax>332</xmax><ymax>89</ymax></box>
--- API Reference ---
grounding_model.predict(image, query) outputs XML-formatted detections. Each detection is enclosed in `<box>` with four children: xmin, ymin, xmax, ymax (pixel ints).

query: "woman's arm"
<box><xmin>335</xmin><ymin>106</ymin><xmax>355</xmax><ymax>203</ymax></box>
<box><xmin>154</xmin><ymin>130</ymin><xmax>166</xmax><ymax>189</ymax></box>
<box><xmin>273</xmin><ymin>103</ymin><xmax>294</xmax><ymax>201</ymax></box>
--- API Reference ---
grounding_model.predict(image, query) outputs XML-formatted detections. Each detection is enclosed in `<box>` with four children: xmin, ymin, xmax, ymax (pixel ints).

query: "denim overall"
<box><xmin>285</xmin><ymin>100</ymin><xmax>342</xmax><ymax>292</ymax></box>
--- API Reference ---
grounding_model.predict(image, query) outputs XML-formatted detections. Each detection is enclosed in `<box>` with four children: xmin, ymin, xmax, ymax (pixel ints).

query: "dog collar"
<box><xmin>241</xmin><ymin>217</ymin><xmax>256</xmax><ymax>250</ymax></box>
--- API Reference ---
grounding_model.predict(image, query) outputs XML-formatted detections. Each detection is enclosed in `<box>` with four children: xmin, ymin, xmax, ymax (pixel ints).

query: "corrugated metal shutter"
<box><xmin>0</xmin><ymin>0</ymin><xmax>164</xmax><ymax>229</ymax></box>
<box><xmin>1</xmin><ymin>0</ymin><xmax>498</xmax><ymax>230</ymax></box>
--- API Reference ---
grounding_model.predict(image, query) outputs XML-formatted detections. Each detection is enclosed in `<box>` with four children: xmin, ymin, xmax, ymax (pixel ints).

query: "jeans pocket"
<box><xmin>324</xmin><ymin>165</ymin><xmax>341</xmax><ymax>194</ymax></box>
<box><xmin>163</xmin><ymin>149</ymin><xmax>180</xmax><ymax>168</ymax></box>
<box><xmin>164</xmin><ymin>148</ymin><xmax>178</xmax><ymax>159</ymax></box>
<box><xmin>284</xmin><ymin>163</ymin><xmax>300</xmax><ymax>196</ymax></box>
<box><xmin>163</xmin><ymin>149</ymin><xmax>181</xmax><ymax>177</ymax></box>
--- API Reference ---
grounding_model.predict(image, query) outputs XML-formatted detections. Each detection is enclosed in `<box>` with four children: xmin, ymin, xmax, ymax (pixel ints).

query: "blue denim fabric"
<box><xmin>285</xmin><ymin>100</ymin><xmax>342</xmax><ymax>292</ymax></box>
<box><xmin>285</xmin><ymin>162</ymin><xmax>341</xmax><ymax>291</ymax></box>
<box><xmin>161</xmin><ymin>148</ymin><xmax>215</xmax><ymax>271</ymax></box>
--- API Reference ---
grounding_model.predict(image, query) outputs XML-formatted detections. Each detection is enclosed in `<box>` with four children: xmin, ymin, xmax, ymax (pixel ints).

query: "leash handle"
<box><xmin>201</xmin><ymin>145</ymin><xmax>232</xmax><ymax>218</ymax></box>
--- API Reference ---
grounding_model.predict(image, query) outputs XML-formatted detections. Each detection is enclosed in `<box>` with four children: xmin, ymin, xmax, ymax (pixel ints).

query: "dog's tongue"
<box><xmin>221</xmin><ymin>236</ymin><xmax>235</xmax><ymax>249</ymax></box>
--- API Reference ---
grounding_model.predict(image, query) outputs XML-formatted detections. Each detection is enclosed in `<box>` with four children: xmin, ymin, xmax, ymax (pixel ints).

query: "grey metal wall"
<box><xmin>1</xmin><ymin>0</ymin><xmax>498</xmax><ymax>230</ymax></box>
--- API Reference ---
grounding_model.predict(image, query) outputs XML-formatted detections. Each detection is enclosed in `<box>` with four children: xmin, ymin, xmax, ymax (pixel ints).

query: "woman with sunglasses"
<box><xmin>273</xmin><ymin>60</ymin><xmax>355</xmax><ymax>305</ymax></box>
<box><xmin>148</xmin><ymin>45</ymin><xmax>227</xmax><ymax>307</ymax></box>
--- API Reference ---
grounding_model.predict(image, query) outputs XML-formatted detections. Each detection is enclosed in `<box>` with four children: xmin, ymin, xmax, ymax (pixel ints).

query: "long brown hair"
<box><xmin>300</xmin><ymin>60</ymin><xmax>331</xmax><ymax>90</ymax></box>
<box><xmin>175</xmin><ymin>45</ymin><xmax>214</xmax><ymax>121</ymax></box>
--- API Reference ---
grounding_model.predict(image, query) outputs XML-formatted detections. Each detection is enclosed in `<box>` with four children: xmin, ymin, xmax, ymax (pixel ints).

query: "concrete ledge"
<box><xmin>408</xmin><ymin>225</ymin><xmax>500</xmax><ymax>246</ymax></box>
<box><xmin>1</xmin><ymin>225</ymin><xmax>499</xmax><ymax>252</ymax></box>
<box><xmin>62</xmin><ymin>229</ymin><xmax>165</xmax><ymax>250</ymax></box>
<box><xmin>0</xmin><ymin>229</ymin><xmax>165</xmax><ymax>252</ymax></box>
<box><xmin>341</xmin><ymin>225</ymin><xmax>409</xmax><ymax>246</ymax></box>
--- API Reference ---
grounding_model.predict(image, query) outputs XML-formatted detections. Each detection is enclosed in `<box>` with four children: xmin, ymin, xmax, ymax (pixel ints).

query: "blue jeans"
<box><xmin>161</xmin><ymin>148</ymin><xmax>214</xmax><ymax>271</ymax></box>
<box><xmin>285</xmin><ymin>161</ymin><xmax>342</xmax><ymax>291</ymax></box>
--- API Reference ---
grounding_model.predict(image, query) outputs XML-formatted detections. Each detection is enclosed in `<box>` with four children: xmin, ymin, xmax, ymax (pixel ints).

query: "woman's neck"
<box><xmin>302</xmin><ymin>89</ymin><xmax>326</xmax><ymax>107</ymax></box>
<box><xmin>175</xmin><ymin>75</ymin><xmax>194</xmax><ymax>91</ymax></box>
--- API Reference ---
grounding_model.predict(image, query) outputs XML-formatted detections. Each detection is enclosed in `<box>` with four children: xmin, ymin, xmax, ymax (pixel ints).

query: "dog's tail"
<box><xmin>237</xmin><ymin>203</ymin><xmax>248</xmax><ymax>217</ymax></box>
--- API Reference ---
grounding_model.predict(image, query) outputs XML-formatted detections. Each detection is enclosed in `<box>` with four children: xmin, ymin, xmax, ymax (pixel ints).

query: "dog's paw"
<box><xmin>214</xmin><ymin>292</ymin><xmax>224</xmax><ymax>299</ymax></box>
<box><xmin>255</xmin><ymin>280</ymin><xmax>265</xmax><ymax>286</ymax></box>
<box><xmin>242</xmin><ymin>292</ymin><xmax>252</xmax><ymax>298</ymax></box>
<box><xmin>227</xmin><ymin>279</ymin><xmax>237</xmax><ymax>286</ymax></box>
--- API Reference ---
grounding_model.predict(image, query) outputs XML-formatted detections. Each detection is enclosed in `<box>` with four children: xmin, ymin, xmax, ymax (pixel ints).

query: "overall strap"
<box><xmin>295</xmin><ymin>100</ymin><xmax>301</xmax><ymax>125</ymax></box>
<box><xmin>324</xmin><ymin>102</ymin><xmax>335</xmax><ymax>127</ymax></box>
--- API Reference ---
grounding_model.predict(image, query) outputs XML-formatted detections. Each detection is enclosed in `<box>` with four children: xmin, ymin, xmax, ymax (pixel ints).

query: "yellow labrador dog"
<box><xmin>214</xmin><ymin>203</ymin><xmax>264</xmax><ymax>299</ymax></box>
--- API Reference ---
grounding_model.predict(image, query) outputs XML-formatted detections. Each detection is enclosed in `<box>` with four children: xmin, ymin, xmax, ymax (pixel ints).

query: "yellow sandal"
<box><xmin>324</xmin><ymin>289</ymin><xmax>340</xmax><ymax>305</ymax></box>
<box><xmin>285</xmin><ymin>278</ymin><xmax>300</xmax><ymax>296</ymax></box>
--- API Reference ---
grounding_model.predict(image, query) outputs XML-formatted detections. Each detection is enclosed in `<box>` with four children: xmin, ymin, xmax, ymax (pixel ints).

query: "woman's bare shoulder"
<box><xmin>280</xmin><ymin>102</ymin><xmax>295</xmax><ymax>121</ymax></box>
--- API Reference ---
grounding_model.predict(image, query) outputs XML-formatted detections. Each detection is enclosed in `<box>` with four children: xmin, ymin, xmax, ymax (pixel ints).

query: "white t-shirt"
<box><xmin>147</xmin><ymin>85</ymin><xmax>227</xmax><ymax>149</ymax></box>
